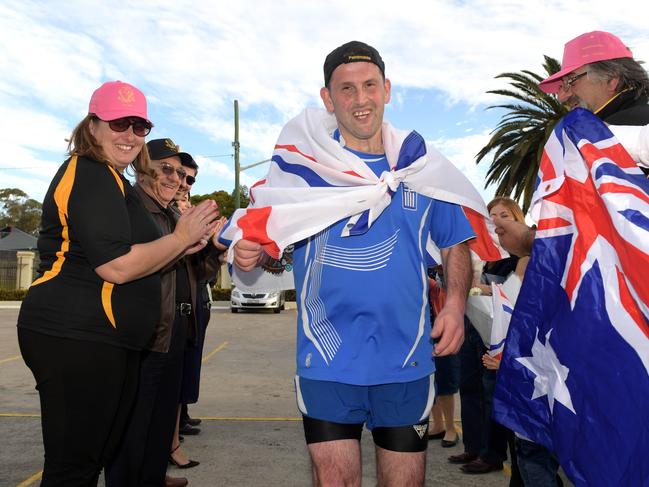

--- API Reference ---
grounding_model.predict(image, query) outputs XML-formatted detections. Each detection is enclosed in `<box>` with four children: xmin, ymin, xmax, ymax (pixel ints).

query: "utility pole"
<box><xmin>233</xmin><ymin>99</ymin><xmax>241</xmax><ymax>208</ymax></box>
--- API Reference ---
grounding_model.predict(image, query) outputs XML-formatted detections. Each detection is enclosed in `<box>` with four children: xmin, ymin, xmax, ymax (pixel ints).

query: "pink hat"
<box><xmin>539</xmin><ymin>31</ymin><xmax>633</xmax><ymax>94</ymax></box>
<box><xmin>88</xmin><ymin>80</ymin><xmax>152</xmax><ymax>123</ymax></box>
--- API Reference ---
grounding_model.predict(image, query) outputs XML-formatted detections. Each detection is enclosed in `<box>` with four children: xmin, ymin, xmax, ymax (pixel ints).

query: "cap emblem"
<box><xmin>117</xmin><ymin>86</ymin><xmax>135</xmax><ymax>105</ymax></box>
<box><xmin>165</xmin><ymin>139</ymin><xmax>178</xmax><ymax>152</ymax></box>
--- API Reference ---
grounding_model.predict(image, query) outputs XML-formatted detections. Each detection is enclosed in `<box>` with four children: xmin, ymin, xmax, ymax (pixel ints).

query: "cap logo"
<box><xmin>347</xmin><ymin>55</ymin><xmax>371</xmax><ymax>62</ymax></box>
<box><xmin>117</xmin><ymin>86</ymin><xmax>135</xmax><ymax>105</ymax></box>
<box><xmin>165</xmin><ymin>139</ymin><xmax>178</xmax><ymax>152</ymax></box>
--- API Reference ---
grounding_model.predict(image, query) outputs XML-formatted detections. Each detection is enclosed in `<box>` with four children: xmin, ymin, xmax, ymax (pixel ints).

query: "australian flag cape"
<box><xmin>492</xmin><ymin>109</ymin><xmax>649</xmax><ymax>487</ymax></box>
<box><xmin>219</xmin><ymin>108</ymin><xmax>506</xmax><ymax>292</ymax></box>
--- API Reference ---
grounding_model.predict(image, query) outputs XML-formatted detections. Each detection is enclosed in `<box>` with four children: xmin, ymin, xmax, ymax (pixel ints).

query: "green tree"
<box><xmin>236</xmin><ymin>185</ymin><xmax>250</xmax><ymax>209</ymax></box>
<box><xmin>190</xmin><ymin>185</ymin><xmax>251</xmax><ymax>219</ymax></box>
<box><xmin>191</xmin><ymin>190</ymin><xmax>235</xmax><ymax>218</ymax></box>
<box><xmin>476</xmin><ymin>56</ymin><xmax>567</xmax><ymax>212</ymax></box>
<box><xmin>0</xmin><ymin>188</ymin><xmax>42</xmax><ymax>236</ymax></box>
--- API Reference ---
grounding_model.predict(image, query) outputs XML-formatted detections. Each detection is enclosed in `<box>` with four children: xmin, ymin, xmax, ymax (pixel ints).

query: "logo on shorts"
<box><xmin>412</xmin><ymin>423</ymin><xmax>428</xmax><ymax>439</ymax></box>
<box><xmin>305</xmin><ymin>353</ymin><xmax>312</xmax><ymax>368</ymax></box>
<box><xmin>402</xmin><ymin>184</ymin><xmax>417</xmax><ymax>210</ymax></box>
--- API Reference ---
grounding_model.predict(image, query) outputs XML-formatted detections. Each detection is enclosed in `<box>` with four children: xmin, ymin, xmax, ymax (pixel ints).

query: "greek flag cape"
<box><xmin>219</xmin><ymin>108</ymin><xmax>505</xmax><ymax>291</ymax></box>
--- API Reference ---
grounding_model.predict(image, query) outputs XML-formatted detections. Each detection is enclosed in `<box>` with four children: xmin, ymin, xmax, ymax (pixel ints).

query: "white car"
<box><xmin>230</xmin><ymin>287</ymin><xmax>285</xmax><ymax>313</ymax></box>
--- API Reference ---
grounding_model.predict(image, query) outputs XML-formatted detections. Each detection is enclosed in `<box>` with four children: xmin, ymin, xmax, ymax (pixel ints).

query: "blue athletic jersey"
<box><xmin>292</xmin><ymin>149</ymin><xmax>475</xmax><ymax>386</ymax></box>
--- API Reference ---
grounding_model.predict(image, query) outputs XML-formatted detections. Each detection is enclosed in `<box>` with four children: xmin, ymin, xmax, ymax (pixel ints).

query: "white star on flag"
<box><xmin>516</xmin><ymin>329</ymin><xmax>576</xmax><ymax>414</ymax></box>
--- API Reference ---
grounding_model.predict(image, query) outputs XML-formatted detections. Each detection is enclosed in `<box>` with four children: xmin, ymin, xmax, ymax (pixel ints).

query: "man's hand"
<box><xmin>494</xmin><ymin>219</ymin><xmax>535</xmax><ymax>257</ymax></box>
<box><xmin>431</xmin><ymin>306</ymin><xmax>464</xmax><ymax>356</ymax></box>
<box><xmin>211</xmin><ymin>217</ymin><xmax>229</xmax><ymax>251</ymax></box>
<box><xmin>433</xmin><ymin>242</ymin><xmax>471</xmax><ymax>356</ymax></box>
<box><xmin>233</xmin><ymin>239</ymin><xmax>264</xmax><ymax>271</ymax></box>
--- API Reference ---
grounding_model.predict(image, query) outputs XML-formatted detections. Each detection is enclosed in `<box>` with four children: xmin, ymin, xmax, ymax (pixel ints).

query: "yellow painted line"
<box><xmin>0</xmin><ymin>413</ymin><xmax>40</xmax><ymax>418</ymax></box>
<box><xmin>198</xmin><ymin>416</ymin><xmax>301</xmax><ymax>421</ymax></box>
<box><xmin>202</xmin><ymin>340</ymin><xmax>228</xmax><ymax>363</ymax></box>
<box><xmin>0</xmin><ymin>354</ymin><xmax>21</xmax><ymax>365</ymax></box>
<box><xmin>15</xmin><ymin>470</ymin><xmax>42</xmax><ymax>487</ymax></box>
<box><xmin>0</xmin><ymin>413</ymin><xmax>301</xmax><ymax>421</ymax></box>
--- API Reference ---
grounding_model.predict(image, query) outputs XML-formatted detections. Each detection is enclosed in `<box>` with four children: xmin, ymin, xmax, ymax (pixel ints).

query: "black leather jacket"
<box><xmin>135</xmin><ymin>184</ymin><xmax>223</xmax><ymax>352</ymax></box>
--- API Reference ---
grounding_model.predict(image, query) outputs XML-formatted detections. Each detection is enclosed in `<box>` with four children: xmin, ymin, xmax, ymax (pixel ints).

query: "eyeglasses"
<box><xmin>158</xmin><ymin>162</ymin><xmax>196</xmax><ymax>185</ymax></box>
<box><xmin>102</xmin><ymin>117</ymin><xmax>152</xmax><ymax>137</ymax></box>
<box><xmin>561</xmin><ymin>71</ymin><xmax>587</xmax><ymax>90</ymax></box>
<box><xmin>159</xmin><ymin>162</ymin><xmax>187</xmax><ymax>181</ymax></box>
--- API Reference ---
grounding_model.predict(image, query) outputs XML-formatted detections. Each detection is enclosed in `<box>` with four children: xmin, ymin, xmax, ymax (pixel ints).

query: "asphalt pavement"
<box><xmin>0</xmin><ymin>302</ymin><xmax>514</xmax><ymax>486</ymax></box>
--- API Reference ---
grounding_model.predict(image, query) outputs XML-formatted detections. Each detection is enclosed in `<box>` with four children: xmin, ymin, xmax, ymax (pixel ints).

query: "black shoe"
<box><xmin>441</xmin><ymin>433</ymin><xmax>459</xmax><ymax>448</ymax></box>
<box><xmin>170</xmin><ymin>445</ymin><xmax>200</xmax><ymax>469</ymax></box>
<box><xmin>448</xmin><ymin>452</ymin><xmax>479</xmax><ymax>464</ymax></box>
<box><xmin>184</xmin><ymin>417</ymin><xmax>202</xmax><ymax>426</ymax></box>
<box><xmin>179</xmin><ymin>424</ymin><xmax>201</xmax><ymax>436</ymax></box>
<box><xmin>428</xmin><ymin>430</ymin><xmax>445</xmax><ymax>440</ymax></box>
<box><xmin>460</xmin><ymin>458</ymin><xmax>504</xmax><ymax>474</ymax></box>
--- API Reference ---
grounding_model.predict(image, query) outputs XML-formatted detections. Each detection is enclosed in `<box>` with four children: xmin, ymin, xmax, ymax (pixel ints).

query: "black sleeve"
<box><xmin>68</xmin><ymin>158</ymin><xmax>133</xmax><ymax>268</ymax></box>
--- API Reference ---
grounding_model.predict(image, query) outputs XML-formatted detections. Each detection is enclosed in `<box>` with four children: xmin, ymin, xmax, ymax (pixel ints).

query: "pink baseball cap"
<box><xmin>88</xmin><ymin>80</ymin><xmax>152</xmax><ymax>124</ymax></box>
<box><xmin>539</xmin><ymin>31</ymin><xmax>633</xmax><ymax>94</ymax></box>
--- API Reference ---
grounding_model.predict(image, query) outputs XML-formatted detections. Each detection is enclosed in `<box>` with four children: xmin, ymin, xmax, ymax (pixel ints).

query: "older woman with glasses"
<box><xmin>106</xmin><ymin>138</ymin><xmax>224</xmax><ymax>487</ymax></box>
<box><xmin>17</xmin><ymin>81</ymin><xmax>218</xmax><ymax>487</ymax></box>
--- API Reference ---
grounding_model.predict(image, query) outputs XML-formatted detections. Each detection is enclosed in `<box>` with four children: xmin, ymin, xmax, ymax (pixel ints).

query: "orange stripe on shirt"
<box><xmin>31</xmin><ymin>156</ymin><xmax>78</xmax><ymax>286</ymax></box>
<box><xmin>101</xmin><ymin>281</ymin><xmax>116</xmax><ymax>327</ymax></box>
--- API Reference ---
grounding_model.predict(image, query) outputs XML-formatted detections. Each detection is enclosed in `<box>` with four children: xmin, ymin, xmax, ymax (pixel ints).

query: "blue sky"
<box><xmin>1</xmin><ymin>0</ymin><xmax>647</xmax><ymax>204</ymax></box>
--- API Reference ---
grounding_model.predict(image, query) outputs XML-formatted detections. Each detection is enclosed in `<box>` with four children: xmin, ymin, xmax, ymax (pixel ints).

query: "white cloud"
<box><xmin>1</xmin><ymin>0</ymin><xmax>648</xmax><ymax>202</ymax></box>
<box><xmin>429</xmin><ymin>130</ymin><xmax>496</xmax><ymax>203</ymax></box>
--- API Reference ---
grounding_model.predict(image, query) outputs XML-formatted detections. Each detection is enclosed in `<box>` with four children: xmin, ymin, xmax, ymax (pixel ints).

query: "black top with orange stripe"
<box><xmin>17</xmin><ymin>155</ymin><xmax>162</xmax><ymax>350</ymax></box>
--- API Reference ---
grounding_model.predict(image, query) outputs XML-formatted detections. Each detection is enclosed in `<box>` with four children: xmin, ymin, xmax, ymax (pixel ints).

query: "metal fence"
<box><xmin>0</xmin><ymin>258</ymin><xmax>17</xmax><ymax>289</ymax></box>
<box><xmin>0</xmin><ymin>251</ymin><xmax>40</xmax><ymax>290</ymax></box>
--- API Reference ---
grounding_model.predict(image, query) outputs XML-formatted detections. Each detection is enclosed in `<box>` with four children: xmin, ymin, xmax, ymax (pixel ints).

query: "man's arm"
<box><xmin>431</xmin><ymin>241</ymin><xmax>471</xmax><ymax>356</ymax></box>
<box><xmin>494</xmin><ymin>219</ymin><xmax>535</xmax><ymax>257</ymax></box>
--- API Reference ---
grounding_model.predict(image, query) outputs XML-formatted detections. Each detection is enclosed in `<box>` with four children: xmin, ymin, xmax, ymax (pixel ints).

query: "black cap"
<box><xmin>146</xmin><ymin>138</ymin><xmax>197</xmax><ymax>169</ymax></box>
<box><xmin>323</xmin><ymin>41</ymin><xmax>385</xmax><ymax>86</ymax></box>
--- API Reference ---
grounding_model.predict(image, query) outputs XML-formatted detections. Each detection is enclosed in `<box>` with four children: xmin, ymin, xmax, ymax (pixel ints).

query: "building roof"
<box><xmin>0</xmin><ymin>226</ymin><xmax>38</xmax><ymax>251</ymax></box>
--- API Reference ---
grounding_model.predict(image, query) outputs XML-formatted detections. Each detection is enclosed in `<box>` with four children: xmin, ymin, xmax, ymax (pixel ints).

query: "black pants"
<box><xmin>180</xmin><ymin>294</ymin><xmax>210</xmax><ymax>404</ymax></box>
<box><xmin>105</xmin><ymin>314</ymin><xmax>187</xmax><ymax>487</ymax></box>
<box><xmin>458</xmin><ymin>317</ymin><xmax>486</xmax><ymax>455</ymax></box>
<box><xmin>458</xmin><ymin>318</ymin><xmax>508</xmax><ymax>463</ymax></box>
<box><xmin>18</xmin><ymin>328</ymin><xmax>139</xmax><ymax>487</ymax></box>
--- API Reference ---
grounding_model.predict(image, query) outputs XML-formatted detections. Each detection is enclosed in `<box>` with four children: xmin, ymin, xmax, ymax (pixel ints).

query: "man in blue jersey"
<box><xmin>233</xmin><ymin>41</ymin><xmax>473</xmax><ymax>486</ymax></box>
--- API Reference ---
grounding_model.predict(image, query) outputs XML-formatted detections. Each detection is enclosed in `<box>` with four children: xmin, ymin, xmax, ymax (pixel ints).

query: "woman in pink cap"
<box><xmin>17</xmin><ymin>81</ymin><xmax>219</xmax><ymax>487</ymax></box>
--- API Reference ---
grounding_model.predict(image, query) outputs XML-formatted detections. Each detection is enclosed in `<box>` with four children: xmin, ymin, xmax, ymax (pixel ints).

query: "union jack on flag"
<box><xmin>489</xmin><ymin>283</ymin><xmax>514</xmax><ymax>359</ymax></box>
<box><xmin>493</xmin><ymin>109</ymin><xmax>649</xmax><ymax>487</ymax></box>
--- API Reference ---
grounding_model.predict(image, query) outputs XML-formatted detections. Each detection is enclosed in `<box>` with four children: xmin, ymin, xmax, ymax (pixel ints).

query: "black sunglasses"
<box><xmin>100</xmin><ymin>116</ymin><xmax>152</xmax><ymax>137</ymax></box>
<box><xmin>158</xmin><ymin>162</ymin><xmax>195</xmax><ymax>185</ymax></box>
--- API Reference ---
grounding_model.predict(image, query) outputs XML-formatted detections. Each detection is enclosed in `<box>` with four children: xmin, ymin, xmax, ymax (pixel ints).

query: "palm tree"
<box><xmin>476</xmin><ymin>56</ymin><xmax>567</xmax><ymax>212</ymax></box>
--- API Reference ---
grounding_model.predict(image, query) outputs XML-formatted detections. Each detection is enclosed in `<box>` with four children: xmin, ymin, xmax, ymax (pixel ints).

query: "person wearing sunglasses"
<box><xmin>539</xmin><ymin>31</ymin><xmax>649</xmax><ymax>178</ymax></box>
<box><xmin>175</xmin><ymin>157</ymin><xmax>197</xmax><ymax>203</ymax></box>
<box><xmin>106</xmin><ymin>138</ymin><xmax>224</xmax><ymax>487</ymax></box>
<box><xmin>16</xmin><ymin>81</ymin><xmax>218</xmax><ymax>487</ymax></box>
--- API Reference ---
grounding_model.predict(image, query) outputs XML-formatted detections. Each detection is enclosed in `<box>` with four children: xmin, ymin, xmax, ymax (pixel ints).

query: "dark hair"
<box><xmin>588</xmin><ymin>57</ymin><xmax>649</xmax><ymax>99</ymax></box>
<box><xmin>67</xmin><ymin>114</ymin><xmax>151</xmax><ymax>170</ymax></box>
